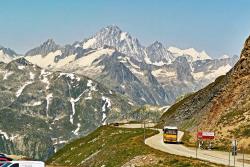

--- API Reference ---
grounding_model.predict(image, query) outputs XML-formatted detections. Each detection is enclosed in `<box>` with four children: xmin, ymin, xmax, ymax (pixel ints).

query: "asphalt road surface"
<box><xmin>145</xmin><ymin>129</ymin><xmax>250</xmax><ymax>167</ymax></box>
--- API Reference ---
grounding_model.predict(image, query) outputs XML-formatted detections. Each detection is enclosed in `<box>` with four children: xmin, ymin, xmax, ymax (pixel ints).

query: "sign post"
<box><xmin>197</xmin><ymin>131</ymin><xmax>215</xmax><ymax>150</ymax></box>
<box><xmin>232</xmin><ymin>139</ymin><xmax>237</xmax><ymax>156</ymax></box>
<box><xmin>232</xmin><ymin>138</ymin><xmax>237</xmax><ymax>167</ymax></box>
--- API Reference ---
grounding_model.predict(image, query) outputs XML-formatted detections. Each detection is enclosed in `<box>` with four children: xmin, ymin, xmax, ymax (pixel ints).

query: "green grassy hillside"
<box><xmin>47</xmin><ymin>126</ymin><xmax>222</xmax><ymax>167</ymax></box>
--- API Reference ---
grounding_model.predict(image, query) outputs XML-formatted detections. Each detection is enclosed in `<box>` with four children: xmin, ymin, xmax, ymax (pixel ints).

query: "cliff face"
<box><xmin>160</xmin><ymin>36</ymin><xmax>250</xmax><ymax>150</ymax></box>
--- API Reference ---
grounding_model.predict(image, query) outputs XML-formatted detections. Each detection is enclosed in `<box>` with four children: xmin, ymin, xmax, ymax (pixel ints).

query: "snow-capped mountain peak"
<box><xmin>146</xmin><ymin>41</ymin><xmax>174</xmax><ymax>65</ymax></box>
<box><xmin>44</xmin><ymin>39</ymin><xmax>57</xmax><ymax>47</ymax></box>
<box><xmin>151</xmin><ymin>41</ymin><xmax>164</xmax><ymax>49</ymax></box>
<box><xmin>25</xmin><ymin>39</ymin><xmax>60</xmax><ymax>57</ymax></box>
<box><xmin>168</xmin><ymin>46</ymin><xmax>211</xmax><ymax>62</ymax></box>
<box><xmin>80</xmin><ymin>25</ymin><xmax>146</xmax><ymax>61</ymax></box>
<box><xmin>0</xmin><ymin>46</ymin><xmax>19</xmax><ymax>63</ymax></box>
<box><xmin>103</xmin><ymin>25</ymin><xmax>122</xmax><ymax>33</ymax></box>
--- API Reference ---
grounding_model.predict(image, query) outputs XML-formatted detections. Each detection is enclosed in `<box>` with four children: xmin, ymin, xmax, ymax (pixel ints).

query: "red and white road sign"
<box><xmin>198</xmin><ymin>131</ymin><xmax>215</xmax><ymax>140</ymax></box>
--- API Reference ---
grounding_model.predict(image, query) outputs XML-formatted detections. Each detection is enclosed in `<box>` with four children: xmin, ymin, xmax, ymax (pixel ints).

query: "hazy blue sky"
<box><xmin>0</xmin><ymin>0</ymin><xmax>250</xmax><ymax>58</ymax></box>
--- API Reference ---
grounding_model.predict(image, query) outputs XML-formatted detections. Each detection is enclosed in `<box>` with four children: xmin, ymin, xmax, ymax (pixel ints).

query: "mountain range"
<box><xmin>0</xmin><ymin>25</ymin><xmax>239</xmax><ymax>160</ymax></box>
<box><xmin>1</xmin><ymin>25</ymin><xmax>238</xmax><ymax>106</ymax></box>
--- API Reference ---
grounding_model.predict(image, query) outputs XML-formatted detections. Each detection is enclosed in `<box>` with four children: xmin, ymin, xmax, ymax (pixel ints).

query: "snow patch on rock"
<box><xmin>168</xmin><ymin>46</ymin><xmax>211</xmax><ymax>62</ymax></box>
<box><xmin>29</xmin><ymin>72</ymin><xmax>35</xmax><ymax>80</ymax></box>
<box><xmin>73</xmin><ymin>123</ymin><xmax>81</xmax><ymax>135</ymax></box>
<box><xmin>40</xmin><ymin>69</ymin><xmax>51</xmax><ymax>89</ymax></box>
<box><xmin>101</xmin><ymin>96</ymin><xmax>111</xmax><ymax>125</ymax></box>
<box><xmin>3</xmin><ymin>71</ymin><xmax>13</xmax><ymax>80</ymax></box>
<box><xmin>0</xmin><ymin>130</ymin><xmax>9</xmax><ymax>140</ymax></box>
<box><xmin>32</xmin><ymin>101</ymin><xmax>42</xmax><ymax>106</ymax></box>
<box><xmin>16</xmin><ymin>81</ymin><xmax>33</xmax><ymax>97</ymax></box>
<box><xmin>46</xmin><ymin>93</ymin><xmax>53</xmax><ymax>117</ymax></box>
<box><xmin>120</xmin><ymin>32</ymin><xmax>128</xmax><ymax>41</ymax></box>
<box><xmin>18</xmin><ymin>65</ymin><xmax>25</xmax><ymax>70</ymax></box>
<box><xmin>69</xmin><ymin>90</ymin><xmax>88</xmax><ymax>124</ymax></box>
<box><xmin>60</xmin><ymin>73</ymin><xmax>80</xmax><ymax>82</ymax></box>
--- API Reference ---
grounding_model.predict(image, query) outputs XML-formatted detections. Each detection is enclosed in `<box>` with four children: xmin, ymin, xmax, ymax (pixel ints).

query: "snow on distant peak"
<box><xmin>120</xmin><ymin>32</ymin><xmax>128</xmax><ymax>41</ymax></box>
<box><xmin>104</xmin><ymin>25</ymin><xmax>122</xmax><ymax>33</ymax></box>
<box><xmin>72</xmin><ymin>48</ymin><xmax>115</xmax><ymax>67</ymax></box>
<box><xmin>0</xmin><ymin>50</ymin><xmax>14</xmax><ymax>63</ymax></box>
<box><xmin>0</xmin><ymin>46</ymin><xmax>18</xmax><ymax>63</ymax></box>
<box><xmin>221</xmin><ymin>54</ymin><xmax>230</xmax><ymax>59</ymax></box>
<box><xmin>82</xmin><ymin>37</ymin><xmax>97</xmax><ymax>49</ymax></box>
<box><xmin>168</xmin><ymin>46</ymin><xmax>211</xmax><ymax>61</ymax></box>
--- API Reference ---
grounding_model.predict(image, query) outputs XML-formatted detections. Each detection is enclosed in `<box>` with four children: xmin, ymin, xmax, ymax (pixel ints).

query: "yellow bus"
<box><xmin>163</xmin><ymin>126</ymin><xmax>178</xmax><ymax>143</ymax></box>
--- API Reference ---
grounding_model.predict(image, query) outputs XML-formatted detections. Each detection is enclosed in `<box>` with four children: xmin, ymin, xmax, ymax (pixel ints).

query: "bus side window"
<box><xmin>11</xmin><ymin>163</ymin><xmax>19</xmax><ymax>167</ymax></box>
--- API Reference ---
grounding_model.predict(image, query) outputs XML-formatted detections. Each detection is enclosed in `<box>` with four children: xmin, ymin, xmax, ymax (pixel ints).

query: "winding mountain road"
<box><xmin>145</xmin><ymin>129</ymin><xmax>250</xmax><ymax>167</ymax></box>
<box><xmin>119</xmin><ymin>124</ymin><xmax>250</xmax><ymax>166</ymax></box>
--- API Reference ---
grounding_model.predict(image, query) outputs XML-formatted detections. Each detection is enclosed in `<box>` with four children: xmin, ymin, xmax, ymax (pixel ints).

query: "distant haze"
<box><xmin>0</xmin><ymin>0</ymin><xmax>250</xmax><ymax>58</ymax></box>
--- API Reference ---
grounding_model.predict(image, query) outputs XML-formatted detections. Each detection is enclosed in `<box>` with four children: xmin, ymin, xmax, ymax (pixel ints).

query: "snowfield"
<box><xmin>26</xmin><ymin>50</ymin><xmax>62</xmax><ymax>68</ymax></box>
<box><xmin>168</xmin><ymin>46</ymin><xmax>211</xmax><ymax>62</ymax></box>
<box><xmin>82</xmin><ymin>37</ymin><xmax>97</xmax><ymax>49</ymax></box>
<box><xmin>72</xmin><ymin>48</ymin><xmax>115</xmax><ymax>67</ymax></box>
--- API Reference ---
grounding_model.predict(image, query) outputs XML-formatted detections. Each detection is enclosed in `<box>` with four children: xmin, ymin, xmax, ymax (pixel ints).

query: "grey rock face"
<box><xmin>173</xmin><ymin>56</ymin><xmax>194</xmax><ymax>81</ymax></box>
<box><xmin>96</xmin><ymin>51</ymin><xmax>169</xmax><ymax>105</ymax></box>
<box><xmin>146</xmin><ymin>41</ymin><xmax>174</xmax><ymax>64</ymax></box>
<box><xmin>25</xmin><ymin>39</ymin><xmax>60</xmax><ymax>57</ymax></box>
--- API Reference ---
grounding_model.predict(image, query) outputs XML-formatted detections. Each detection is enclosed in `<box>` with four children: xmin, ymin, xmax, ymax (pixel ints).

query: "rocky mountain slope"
<box><xmin>24</xmin><ymin>25</ymin><xmax>238</xmax><ymax>106</ymax></box>
<box><xmin>0</xmin><ymin>58</ymin><xmax>135</xmax><ymax>160</ymax></box>
<box><xmin>160</xmin><ymin>36</ymin><xmax>250</xmax><ymax>151</ymax></box>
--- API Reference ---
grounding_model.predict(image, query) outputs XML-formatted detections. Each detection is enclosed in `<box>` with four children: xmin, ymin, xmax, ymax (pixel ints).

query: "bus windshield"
<box><xmin>164</xmin><ymin>129</ymin><xmax>177</xmax><ymax>135</ymax></box>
